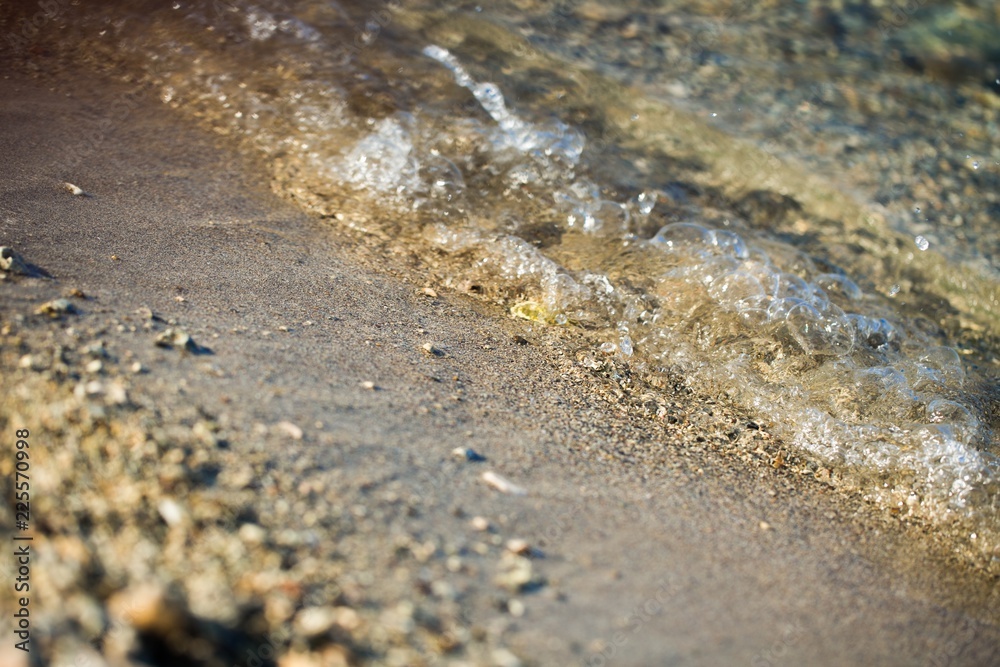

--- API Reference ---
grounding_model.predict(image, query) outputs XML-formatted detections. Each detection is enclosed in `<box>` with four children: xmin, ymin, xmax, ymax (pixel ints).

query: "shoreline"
<box><xmin>1</xmin><ymin>64</ymin><xmax>999</xmax><ymax>667</ymax></box>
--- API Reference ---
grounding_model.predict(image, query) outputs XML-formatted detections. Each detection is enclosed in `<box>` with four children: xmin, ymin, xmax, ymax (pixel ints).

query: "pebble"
<box><xmin>238</xmin><ymin>523</ymin><xmax>267</xmax><ymax>545</ymax></box>
<box><xmin>359</xmin><ymin>380</ymin><xmax>377</xmax><ymax>390</ymax></box>
<box><xmin>452</xmin><ymin>446</ymin><xmax>486</xmax><ymax>462</ymax></box>
<box><xmin>481</xmin><ymin>471</ymin><xmax>527</xmax><ymax>496</ymax></box>
<box><xmin>507</xmin><ymin>598</ymin><xmax>526</xmax><ymax>617</ymax></box>
<box><xmin>494</xmin><ymin>552</ymin><xmax>541</xmax><ymax>592</ymax></box>
<box><xmin>505</xmin><ymin>538</ymin><xmax>531</xmax><ymax>556</ymax></box>
<box><xmin>470</xmin><ymin>516</ymin><xmax>491</xmax><ymax>532</ymax></box>
<box><xmin>491</xmin><ymin>648</ymin><xmax>523</xmax><ymax>667</ymax></box>
<box><xmin>421</xmin><ymin>342</ymin><xmax>446</xmax><ymax>357</ymax></box>
<box><xmin>63</xmin><ymin>181</ymin><xmax>88</xmax><ymax>196</ymax></box>
<box><xmin>157</xmin><ymin>498</ymin><xmax>187</xmax><ymax>527</ymax></box>
<box><xmin>279</xmin><ymin>648</ymin><xmax>351</xmax><ymax>667</ymax></box>
<box><xmin>277</xmin><ymin>421</ymin><xmax>304</xmax><ymax>440</ymax></box>
<box><xmin>35</xmin><ymin>298</ymin><xmax>77</xmax><ymax>317</ymax></box>
<box><xmin>294</xmin><ymin>606</ymin><xmax>339</xmax><ymax>638</ymax></box>
<box><xmin>107</xmin><ymin>582</ymin><xmax>191</xmax><ymax>637</ymax></box>
<box><xmin>0</xmin><ymin>246</ymin><xmax>30</xmax><ymax>274</ymax></box>
<box><xmin>154</xmin><ymin>327</ymin><xmax>198</xmax><ymax>352</ymax></box>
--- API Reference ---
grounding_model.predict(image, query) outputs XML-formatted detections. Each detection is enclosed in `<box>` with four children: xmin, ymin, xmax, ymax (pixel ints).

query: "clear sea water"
<box><xmin>4</xmin><ymin>0</ymin><xmax>998</xmax><ymax>561</ymax></box>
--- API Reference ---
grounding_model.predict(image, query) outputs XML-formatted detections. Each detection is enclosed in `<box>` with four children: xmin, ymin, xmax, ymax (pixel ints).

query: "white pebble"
<box><xmin>481</xmin><ymin>471</ymin><xmax>526</xmax><ymax>496</ymax></box>
<box><xmin>276</xmin><ymin>421</ymin><xmax>304</xmax><ymax>440</ymax></box>
<box><xmin>157</xmin><ymin>498</ymin><xmax>186</xmax><ymax>527</ymax></box>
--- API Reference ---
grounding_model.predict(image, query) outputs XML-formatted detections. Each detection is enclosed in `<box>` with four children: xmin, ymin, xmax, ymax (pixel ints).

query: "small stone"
<box><xmin>470</xmin><ymin>516</ymin><xmax>490</xmax><ymax>532</ymax></box>
<box><xmin>505</xmin><ymin>538</ymin><xmax>531</xmax><ymax>556</ymax></box>
<box><xmin>294</xmin><ymin>606</ymin><xmax>338</xmax><ymax>638</ymax></box>
<box><xmin>494</xmin><ymin>552</ymin><xmax>542</xmax><ymax>592</ymax></box>
<box><xmin>63</xmin><ymin>181</ymin><xmax>87</xmax><ymax>196</ymax></box>
<box><xmin>106</xmin><ymin>381</ymin><xmax>128</xmax><ymax>405</ymax></box>
<box><xmin>573</xmin><ymin>2</ymin><xmax>628</xmax><ymax>22</ymax></box>
<box><xmin>81</xmin><ymin>341</ymin><xmax>108</xmax><ymax>358</ymax></box>
<box><xmin>759</xmin><ymin>521</ymin><xmax>772</xmax><ymax>531</ymax></box>
<box><xmin>238</xmin><ymin>523</ymin><xmax>267</xmax><ymax>545</ymax></box>
<box><xmin>107</xmin><ymin>583</ymin><xmax>192</xmax><ymax>639</ymax></box>
<box><xmin>491</xmin><ymin>648</ymin><xmax>523</xmax><ymax>667</ymax></box>
<box><xmin>157</xmin><ymin>498</ymin><xmax>186</xmax><ymax>527</ymax></box>
<box><xmin>35</xmin><ymin>298</ymin><xmax>76</xmax><ymax>317</ymax></box>
<box><xmin>481</xmin><ymin>471</ymin><xmax>527</xmax><ymax>496</ymax></box>
<box><xmin>0</xmin><ymin>246</ymin><xmax>29</xmax><ymax>274</ymax></box>
<box><xmin>136</xmin><ymin>306</ymin><xmax>164</xmax><ymax>321</ymax></box>
<box><xmin>333</xmin><ymin>606</ymin><xmax>361</xmax><ymax>631</ymax></box>
<box><xmin>452</xmin><ymin>446</ymin><xmax>486</xmax><ymax>462</ymax></box>
<box><xmin>277</xmin><ymin>421</ymin><xmax>304</xmax><ymax>440</ymax></box>
<box><xmin>420</xmin><ymin>286</ymin><xmax>438</xmax><ymax>297</ymax></box>
<box><xmin>279</xmin><ymin>647</ymin><xmax>350</xmax><ymax>667</ymax></box>
<box><xmin>85</xmin><ymin>359</ymin><xmax>103</xmax><ymax>374</ymax></box>
<box><xmin>154</xmin><ymin>328</ymin><xmax>198</xmax><ymax>352</ymax></box>
<box><xmin>130</xmin><ymin>361</ymin><xmax>146</xmax><ymax>374</ymax></box>
<box><xmin>421</xmin><ymin>342</ymin><xmax>445</xmax><ymax>357</ymax></box>
<box><xmin>507</xmin><ymin>599</ymin><xmax>526</xmax><ymax>617</ymax></box>
<box><xmin>359</xmin><ymin>380</ymin><xmax>377</xmax><ymax>390</ymax></box>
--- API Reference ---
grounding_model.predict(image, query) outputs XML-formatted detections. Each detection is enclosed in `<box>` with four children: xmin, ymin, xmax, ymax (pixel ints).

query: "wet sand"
<box><xmin>1</xmin><ymin>66</ymin><xmax>999</xmax><ymax>667</ymax></box>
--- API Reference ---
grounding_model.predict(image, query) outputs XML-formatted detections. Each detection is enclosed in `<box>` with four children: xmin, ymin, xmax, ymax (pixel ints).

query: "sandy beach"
<box><xmin>1</xmin><ymin>59</ymin><xmax>999</xmax><ymax>667</ymax></box>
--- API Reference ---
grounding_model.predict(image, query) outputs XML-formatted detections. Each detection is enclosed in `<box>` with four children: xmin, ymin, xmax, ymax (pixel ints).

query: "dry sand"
<box><xmin>1</xmin><ymin>65</ymin><xmax>999</xmax><ymax>666</ymax></box>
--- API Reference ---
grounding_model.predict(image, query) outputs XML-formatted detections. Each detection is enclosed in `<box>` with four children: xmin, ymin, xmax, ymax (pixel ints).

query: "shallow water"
<box><xmin>4</xmin><ymin>0</ymin><xmax>998</xmax><ymax>559</ymax></box>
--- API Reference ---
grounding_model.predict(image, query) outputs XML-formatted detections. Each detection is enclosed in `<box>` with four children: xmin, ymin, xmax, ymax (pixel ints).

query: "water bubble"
<box><xmin>619</xmin><ymin>334</ymin><xmax>634</xmax><ymax>356</ymax></box>
<box><xmin>918</xmin><ymin>346</ymin><xmax>965</xmax><ymax>387</ymax></box>
<box><xmin>888</xmin><ymin>284</ymin><xmax>900</xmax><ymax>296</ymax></box>
<box><xmin>694</xmin><ymin>255</ymin><xmax>740</xmax><ymax>286</ymax></box>
<box><xmin>650</xmin><ymin>222</ymin><xmax>713</xmax><ymax>254</ymax></box>
<box><xmin>972</xmin><ymin>161</ymin><xmax>980</xmax><ymax>170</ymax></box>
<box><xmin>710</xmin><ymin>229</ymin><xmax>750</xmax><ymax>260</ymax></box>
<box><xmin>913</xmin><ymin>206</ymin><xmax>921</xmax><ymax>214</ymax></box>
<box><xmin>849</xmin><ymin>315</ymin><xmax>897</xmax><ymax>351</ymax></box>
<box><xmin>915</xmin><ymin>235</ymin><xmax>929</xmax><ymax>251</ymax></box>
<box><xmin>926</xmin><ymin>399</ymin><xmax>978</xmax><ymax>444</ymax></box>
<box><xmin>635</xmin><ymin>190</ymin><xmax>657</xmax><ymax>216</ymax></box>
<box><xmin>630</xmin><ymin>113</ymin><xmax>639</xmax><ymax>121</ymax></box>
<box><xmin>707</xmin><ymin>271</ymin><xmax>765</xmax><ymax>308</ymax></box>
<box><xmin>815</xmin><ymin>273</ymin><xmax>862</xmax><ymax>302</ymax></box>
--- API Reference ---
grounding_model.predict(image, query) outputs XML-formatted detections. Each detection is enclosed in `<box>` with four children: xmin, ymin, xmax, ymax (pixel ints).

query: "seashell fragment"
<box><xmin>481</xmin><ymin>471</ymin><xmax>526</xmax><ymax>496</ymax></box>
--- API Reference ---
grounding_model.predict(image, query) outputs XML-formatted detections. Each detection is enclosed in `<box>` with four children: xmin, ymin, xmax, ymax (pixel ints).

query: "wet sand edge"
<box><xmin>1</xmin><ymin>68</ymin><xmax>998</xmax><ymax>666</ymax></box>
